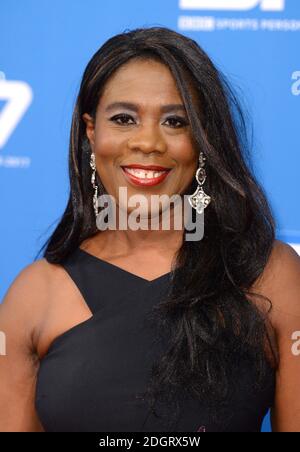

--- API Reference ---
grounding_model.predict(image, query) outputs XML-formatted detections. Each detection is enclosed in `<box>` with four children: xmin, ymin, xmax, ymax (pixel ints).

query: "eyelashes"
<box><xmin>108</xmin><ymin>113</ymin><xmax>189</xmax><ymax>129</ymax></box>
<box><xmin>109</xmin><ymin>114</ymin><xmax>135</xmax><ymax>126</ymax></box>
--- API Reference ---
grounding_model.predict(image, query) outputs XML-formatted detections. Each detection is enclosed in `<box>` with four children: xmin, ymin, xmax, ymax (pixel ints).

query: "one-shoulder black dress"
<box><xmin>35</xmin><ymin>247</ymin><xmax>275</xmax><ymax>432</ymax></box>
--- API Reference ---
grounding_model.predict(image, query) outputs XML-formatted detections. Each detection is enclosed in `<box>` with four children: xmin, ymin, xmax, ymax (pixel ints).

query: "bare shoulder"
<box><xmin>1</xmin><ymin>257</ymin><xmax>64</xmax><ymax>311</ymax></box>
<box><xmin>0</xmin><ymin>257</ymin><xmax>66</xmax><ymax>431</ymax></box>
<box><xmin>253</xmin><ymin>239</ymin><xmax>300</xmax><ymax>295</ymax></box>
<box><xmin>258</xmin><ymin>241</ymin><xmax>300</xmax><ymax>432</ymax></box>
<box><xmin>252</xmin><ymin>239</ymin><xmax>300</xmax><ymax>329</ymax></box>
<box><xmin>2</xmin><ymin>253</ymin><xmax>93</xmax><ymax>361</ymax></box>
<box><xmin>0</xmin><ymin>257</ymin><xmax>66</xmax><ymax>354</ymax></box>
<box><xmin>3</xmin><ymin>257</ymin><xmax>52</xmax><ymax>295</ymax></box>
<box><xmin>265</xmin><ymin>239</ymin><xmax>299</xmax><ymax>272</ymax></box>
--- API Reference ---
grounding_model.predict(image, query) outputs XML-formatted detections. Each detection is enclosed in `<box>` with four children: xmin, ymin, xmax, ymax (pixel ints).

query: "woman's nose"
<box><xmin>127</xmin><ymin>122</ymin><xmax>167</xmax><ymax>154</ymax></box>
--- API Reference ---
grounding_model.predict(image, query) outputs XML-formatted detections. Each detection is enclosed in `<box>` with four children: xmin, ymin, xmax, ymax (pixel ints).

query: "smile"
<box><xmin>121</xmin><ymin>166</ymin><xmax>171</xmax><ymax>187</ymax></box>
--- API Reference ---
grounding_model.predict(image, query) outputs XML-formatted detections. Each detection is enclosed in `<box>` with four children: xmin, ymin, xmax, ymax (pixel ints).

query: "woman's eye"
<box><xmin>164</xmin><ymin>116</ymin><xmax>189</xmax><ymax>128</ymax></box>
<box><xmin>109</xmin><ymin>114</ymin><xmax>135</xmax><ymax>125</ymax></box>
<box><xmin>109</xmin><ymin>114</ymin><xmax>189</xmax><ymax>128</ymax></box>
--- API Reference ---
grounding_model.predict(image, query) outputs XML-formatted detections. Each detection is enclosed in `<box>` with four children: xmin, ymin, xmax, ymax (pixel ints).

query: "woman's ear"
<box><xmin>82</xmin><ymin>113</ymin><xmax>95</xmax><ymax>149</ymax></box>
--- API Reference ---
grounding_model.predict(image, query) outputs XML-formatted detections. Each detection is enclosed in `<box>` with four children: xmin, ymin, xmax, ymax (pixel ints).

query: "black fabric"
<box><xmin>35</xmin><ymin>247</ymin><xmax>275</xmax><ymax>432</ymax></box>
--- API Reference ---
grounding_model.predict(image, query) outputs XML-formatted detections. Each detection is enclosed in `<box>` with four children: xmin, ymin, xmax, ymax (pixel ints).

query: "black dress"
<box><xmin>35</xmin><ymin>247</ymin><xmax>275</xmax><ymax>432</ymax></box>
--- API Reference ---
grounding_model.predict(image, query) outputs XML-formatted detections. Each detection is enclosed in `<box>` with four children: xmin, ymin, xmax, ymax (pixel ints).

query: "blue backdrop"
<box><xmin>1</xmin><ymin>0</ymin><xmax>299</xmax><ymax>432</ymax></box>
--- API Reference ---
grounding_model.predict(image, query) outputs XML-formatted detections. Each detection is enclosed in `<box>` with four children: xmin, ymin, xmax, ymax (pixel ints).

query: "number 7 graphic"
<box><xmin>0</xmin><ymin>77</ymin><xmax>33</xmax><ymax>149</ymax></box>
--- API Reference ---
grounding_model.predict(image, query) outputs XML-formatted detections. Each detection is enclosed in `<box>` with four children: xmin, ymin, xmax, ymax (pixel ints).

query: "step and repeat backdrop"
<box><xmin>1</xmin><ymin>0</ymin><xmax>299</xmax><ymax>432</ymax></box>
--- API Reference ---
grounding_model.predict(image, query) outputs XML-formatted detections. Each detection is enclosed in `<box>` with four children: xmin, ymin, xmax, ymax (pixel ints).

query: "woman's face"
<box><xmin>83</xmin><ymin>58</ymin><xmax>198</xmax><ymax>218</ymax></box>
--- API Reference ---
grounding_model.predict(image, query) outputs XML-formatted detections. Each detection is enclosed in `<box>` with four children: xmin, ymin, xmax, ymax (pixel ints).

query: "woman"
<box><xmin>0</xmin><ymin>26</ymin><xmax>299</xmax><ymax>432</ymax></box>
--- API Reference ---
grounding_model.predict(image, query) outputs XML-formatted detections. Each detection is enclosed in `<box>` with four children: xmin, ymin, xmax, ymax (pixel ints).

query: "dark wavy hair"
<box><xmin>37</xmin><ymin>26</ymin><xmax>278</xmax><ymax>430</ymax></box>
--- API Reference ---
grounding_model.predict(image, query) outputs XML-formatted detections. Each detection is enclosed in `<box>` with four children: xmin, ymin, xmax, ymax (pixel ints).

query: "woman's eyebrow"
<box><xmin>104</xmin><ymin>101</ymin><xmax>186</xmax><ymax>113</ymax></box>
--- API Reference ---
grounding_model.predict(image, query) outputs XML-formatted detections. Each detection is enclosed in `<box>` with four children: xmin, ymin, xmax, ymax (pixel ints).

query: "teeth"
<box><xmin>124</xmin><ymin>168</ymin><xmax>166</xmax><ymax>179</ymax></box>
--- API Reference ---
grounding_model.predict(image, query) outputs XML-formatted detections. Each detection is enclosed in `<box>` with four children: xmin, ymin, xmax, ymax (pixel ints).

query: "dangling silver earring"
<box><xmin>188</xmin><ymin>151</ymin><xmax>211</xmax><ymax>214</ymax></box>
<box><xmin>90</xmin><ymin>151</ymin><xmax>99</xmax><ymax>218</ymax></box>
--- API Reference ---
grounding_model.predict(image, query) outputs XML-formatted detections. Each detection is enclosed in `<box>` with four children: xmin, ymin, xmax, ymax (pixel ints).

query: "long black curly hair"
<box><xmin>37</xmin><ymin>26</ymin><xmax>278</xmax><ymax>430</ymax></box>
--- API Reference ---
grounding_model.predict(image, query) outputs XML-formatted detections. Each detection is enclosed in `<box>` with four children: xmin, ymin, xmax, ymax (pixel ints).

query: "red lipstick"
<box><xmin>122</xmin><ymin>163</ymin><xmax>171</xmax><ymax>171</ymax></box>
<box><xmin>121</xmin><ymin>164</ymin><xmax>172</xmax><ymax>187</ymax></box>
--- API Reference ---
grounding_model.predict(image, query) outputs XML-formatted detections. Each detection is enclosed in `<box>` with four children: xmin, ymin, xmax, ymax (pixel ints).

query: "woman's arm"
<box><xmin>253</xmin><ymin>240</ymin><xmax>300</xmax><ymax>432</ymax></box>
<box><xmin>0</xmin><ymin>261</ymin><xmax>49</xmax><ymax>432</ymax></box>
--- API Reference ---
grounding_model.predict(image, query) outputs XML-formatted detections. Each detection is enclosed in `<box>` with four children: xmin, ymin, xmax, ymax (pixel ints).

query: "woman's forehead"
<box><xmin>99</xmin><ymin>59</ymin><xmax>198</xmax><ymax>109</ymax></box>
<box><xmin>102</xmin><ymin>60</ymin><xmax>180</xmax><ymax>95</ymax></box>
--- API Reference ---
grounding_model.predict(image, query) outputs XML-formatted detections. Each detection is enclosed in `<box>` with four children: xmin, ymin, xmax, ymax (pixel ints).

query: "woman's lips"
<box><xmin>121</xmin><ymin>166</ymin><xmax>171</xmax><ymax>187</ymax></box>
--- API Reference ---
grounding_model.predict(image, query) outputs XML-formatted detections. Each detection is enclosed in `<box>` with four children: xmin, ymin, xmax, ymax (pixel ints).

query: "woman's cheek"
<box><xmin>94</xmin><ymin>123</ymin><xmax>119</xmax><ymax>154</ymax></box>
